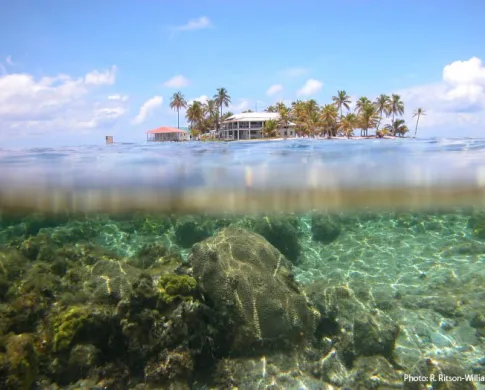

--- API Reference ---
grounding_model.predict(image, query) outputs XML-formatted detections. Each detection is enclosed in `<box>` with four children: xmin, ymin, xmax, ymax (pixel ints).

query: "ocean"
<box><xmin>1</xmin><ymin>138</ymin><xmax>485</xmax><ymax>389</ymax></box>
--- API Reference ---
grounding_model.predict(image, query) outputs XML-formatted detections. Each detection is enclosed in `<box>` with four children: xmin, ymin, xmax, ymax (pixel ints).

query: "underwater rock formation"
<box><xmin>253</xmin><ymin>214</ymin><xmax>302</xmax><ymax>264</ymax></box>
<box><xmin>311</xmin><ymin>213</ymin><xmax>341</xmax><ymax>243</ymax></box>
<box><xmin>84</xmin><ymin>259</ymin><xmax>140</xmax><ymax>303</ymax></box>
<box><xmin>189</xmin><ymin>226</ymin><xmax>320</xmax><ymax>356</ymax></box>
<box><xmin>307</xmin><ymin>284</ymin><xmax>400</xmax><ymax>367</ymax></box>
<box><xmin>174</xmin><ymin>215</ymin><xmax>214</xmax><ymax>248</ymax></box>
<box><xmin>0</xmin><ymin>333</ymin><xmax>39</xmax><ymax>390</ymax></box>
<box><xmin>468</xmin><ymin>211</ymin><xmax>485</xmax><ymax>239</ymax></box>
<box><xmin>128</xmin><ymin>242</ymin><xmax>185</xmax><ymax>275</ymax></box>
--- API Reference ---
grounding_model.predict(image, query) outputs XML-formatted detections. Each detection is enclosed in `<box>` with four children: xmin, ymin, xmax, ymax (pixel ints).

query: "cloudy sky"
<box><xmin>1</xmin><ymin>0</ymin><xmax>484</xmax><ymax>147</ymax></box>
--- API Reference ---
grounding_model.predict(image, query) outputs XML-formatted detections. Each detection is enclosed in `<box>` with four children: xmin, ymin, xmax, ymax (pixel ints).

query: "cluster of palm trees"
<box><xmin>169</xmin><ymin>88</ymin><xmax>232</xmax><ymax>136</ymax></box>
<box><xmin>265</xmin><ymin>91</ymin><xmax>425</xmax><ymax>138</ymax></box>
<box><xmin>170</xmin><ymin>88</ymin><xmax>426</xmax><ymax>139</ymax></box>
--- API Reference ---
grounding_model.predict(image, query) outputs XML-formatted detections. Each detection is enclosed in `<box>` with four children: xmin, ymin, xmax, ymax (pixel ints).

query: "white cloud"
<box><xmin>396</xmin><ymin>57</ymin><xmax>485</xmax><ymax>136</ymax></box>
<box><xmin>266</xmin><ymin>84</ymin><xmax>283</xmax><ymax>96</ymax></box>
<box><xmin>163</xmin><ymin>75</ymin><xmax>190</xmax><ymax>88</ymax></box>
<box><xmin>281</xmin><ymin>67</ymin><xmax>309</xmax><ymax>78</ymax></box>
<box><xmin>442</xmin><ymin>57</ymin><xmax>485</xmax><ymax>87</ymax></box>
<box><xmin>5</xmin><ymin>56</ymin><xmax>14</xmax><ymax>66</ymax></box>
<box><xmin>297</xmin><ymin>79</ymin><xmax>323</xmax><ymax>96</ymax></box>
<box><xmin>0</xmin><ymin>66</ymin><xmax>124</xmax><ymax>137</ymax></box>
<box><xmin>77</xmin><ymin>107</ymin><xmax>126</xmax><ymax>129</ymax></box>
<box><xmin>174</xmin><ymin>16</ymin><xmax>211</xmax><ymax>31</ymax></box>
<box><xmin>84</xmin><ymin>65</ymin><xmax>117</xmax><ymax>85</ymax></box>
<box><xmin>108</xmin><ymin>94</ymin><xmax>129</xmax><ymax>102</ymax></box>
<box><xmin>229</xmin><ymin>98</ymin><xmax>250</xmax><ymax>112</ymax></box>
<box><xmin>187</xmin><ymin>95</ymin><xmax>209</xmax><ymax>105</ymax></box>
<box><xmin>132</xmin><ymin>96</ymin><xmax>163</xmax><ymax>125</ymax></box>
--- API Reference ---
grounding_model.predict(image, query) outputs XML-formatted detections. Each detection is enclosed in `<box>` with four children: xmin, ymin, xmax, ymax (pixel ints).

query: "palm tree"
<box><xmin>389</xmin><ymin>94</ymin><xmax>405</xmax><ymax>124</ymax></box>
<box><xmin>265</xmin><ymin>105</ymin><xmax>277</xmax><ymax>113</ymax></box>
<box><xmin>304</xmin><ymin>99</ymin><xmax>319</xmax><ymax>115</ymax></box>
<box><xmin>169</xmin><ymin>92</ymin><xmax>187</xmax><ymax>129</ymax></box>
<box><xmin>358</xmin><ymin>103</ymin><xmax>379</xmax><ymax>137</ymax></box>
<box><xmin>355</xmin><ymin>96</ymin><xmax>372</xmax><ymax>114</ymax></box>
<box><xmin>203</xmin><ymin>99</ymin><xmax>218</xmax><ymax>130</ymax></box>
<box><xmin>186</xmin><ymin>101</ymin><xmax>204</xmax><ymax>131</ymax></box>
<box><xmin>339</xmin><ymin>113</ymin><xmax>358</xmax><ymax>139</ymax></box>
<box><xmin>263</xmin><ymin>119</ymin><xmax>278</xmax><ymax>138</ymax></box>
<box><xmin>221</xmin><ymin>111</ymin><xmax>234</xmax><ymax>121</ymax></box>
<box><xmin>290</xmin><ymin>100</ymin><xmax>306</xmax><ymax>136</ymax></box>
<box><xmin>385</xmin><ymin>119</ymin><xmax>409</xmax><ymax>137</ymax></box>
<box><xmin>412</xmin><ymin>108</ymin><xmax>426</xmax><ymax>137</ymax></box>
<box><xmin>214</xmin><ymin>88</ymin><xmax>231</xmax><ymax>130</ymax></box>
<box><xmin>332</xmin><ymin>90</ymin><xmax>352</xmax><ymax>118</ymax></box>
<box><xmin>320</xmin><ymin>104</ymin><xmax>339</xmax><ymax>138</ymax></box>
<box><xmin>277</xmin><ymin>104</ymin><xmax>291</xmax><ymax>133</ymax></box>
<box><xmin>374</xmin><ymin>94</ymin><xmax>391</xmax><ymax>131</ymax></box>
<box><xmin>275</xmin><ymin>102</ymin><xmax>288</xmax><ymax>112</ymax></box>
<box><xmin>303</xmin><ymin>111</ymin><xmax>321</xmax><ymax>138</ymax></box>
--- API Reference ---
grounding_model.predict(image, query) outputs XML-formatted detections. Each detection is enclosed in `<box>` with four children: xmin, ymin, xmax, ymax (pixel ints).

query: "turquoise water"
<box><xmin>1</xmin><ymin>139</ymin><xmax>485</xmax><ymax>389</ymax></box>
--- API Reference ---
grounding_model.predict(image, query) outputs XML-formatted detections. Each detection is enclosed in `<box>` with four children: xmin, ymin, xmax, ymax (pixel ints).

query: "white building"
<box><xmin>219</xmin><ymin>112</ymin><xmax>296</xmax><ymax>140</ymax></box>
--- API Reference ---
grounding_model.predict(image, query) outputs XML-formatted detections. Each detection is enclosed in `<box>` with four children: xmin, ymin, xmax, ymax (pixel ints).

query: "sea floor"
<box><xmin>1</xmin><ymin>208</ymin><xmax>485</xmax><ymax>389</ymax></box>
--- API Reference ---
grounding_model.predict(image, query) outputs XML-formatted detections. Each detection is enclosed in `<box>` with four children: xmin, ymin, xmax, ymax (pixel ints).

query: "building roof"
<box><xmin>222</xmin><ymin>112</ymin><xmax>296</xmax><ymax>126</ymax></box>
<box><xmin>146</xmin><ymin>126</ymin><xmax>186</xmax><ymax>134</ymax></box>
<box><xmin>223</xmin><ymin>112</ymin><xmax>279</xmax><ymax>123</ymax></box>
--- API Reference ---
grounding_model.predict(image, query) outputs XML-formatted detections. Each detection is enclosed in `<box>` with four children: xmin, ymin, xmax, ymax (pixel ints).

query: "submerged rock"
<box><xmin>0</xmin><ymin>333</ymin><xmax>39</xmax><ymax>390</ymax></box>
<box><xmin>467</xmin><ymin>211</ymin><xmax>485</xmax><ymax>239</ymax></box>
<box><xmin>189</xmin><ymin>226</ymin><xmax>320</xmax><ymax>356</ymax></box>
<box><xmin>311</xmin><ymin>213</ymin><xmax>341</xmax><ymax>244</ymax></box>
<box><xmin>307</xmin><ymin>284</ymin><xmax>400</xmax><ymax>366</ymax></box>
<box><xmin>129</xmin><ymin>242</ymin><xmax>183</xmax><ymax>271</ymax></box>
<box><xmin>345</xmin><ymin>355</ymin><xmax>403</xmax><ymax>388</ymax></box>
<box><xmin>84</xmin><ymin>259</ymin><xmax>140</xmax><ymax>303</ymax></box>
<box><xmin>174</xmin><ymin>215</ymin><xmax>213</xmax><ymax>248</ymax></box>
<box><xmin>253</xmin><ymin>214</ymin><xmax>302</xmax><ymax>264</ymax></box>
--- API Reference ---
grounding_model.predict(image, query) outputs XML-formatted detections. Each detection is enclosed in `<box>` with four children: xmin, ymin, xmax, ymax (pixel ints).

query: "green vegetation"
<box><xmin>158</xmin><ymin>274</ymin><xmax>198</xmax><ymax>305</ymax></box>
<box><xmin>262</xmin><ymin>119</ymin><xmax>278</xmax><ymax>138</ymax></box>
<box><xmin>184</xmin><ymin>89</ymin><xmax>234</xmax><ymax>135</ymax></box>
<box><xmin>413</xmin><ymin>107</ymin><xmax>426</xmax><ymax>137</ymax></box>
<box><xmin>173</xmin><ymin>87</ymin><xmax>422</xmax><ymax>139</ymax></box>
<box><xmin>169</xmin><ymin>92</ymin><xmax>187</xmax><ymax>129</ymax></box>
<box><xmin>52</xmin><ymin>307</ymin><xmax>90</xmax><ymax>352</ymax></box>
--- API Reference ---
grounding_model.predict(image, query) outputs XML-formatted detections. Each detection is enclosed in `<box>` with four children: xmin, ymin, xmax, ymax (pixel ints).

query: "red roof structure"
<box><xmin>146</xmin><ymin>126</ymin><xmax>186</xmax><ymax>134</ymax></box>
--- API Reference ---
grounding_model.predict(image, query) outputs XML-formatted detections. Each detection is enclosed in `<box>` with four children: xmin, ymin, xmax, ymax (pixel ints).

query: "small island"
<box><xmin>167</xmin><ymin>88</ymin><xmax>426</xmax><ymax>141</ymax></box>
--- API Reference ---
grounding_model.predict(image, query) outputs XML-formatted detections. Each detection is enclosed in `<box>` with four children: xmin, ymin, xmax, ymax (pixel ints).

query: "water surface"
<box><xmin>1</xmin><ymin>138</ymin><xmax>485</xmax><ymax>389</ymax></box>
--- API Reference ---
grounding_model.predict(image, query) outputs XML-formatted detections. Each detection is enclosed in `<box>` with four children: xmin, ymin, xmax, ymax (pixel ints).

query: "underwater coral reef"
<box><xmin>1</xmin><ymin>209</ymin><xmax>485</xmax><ymax>389</ymax></box>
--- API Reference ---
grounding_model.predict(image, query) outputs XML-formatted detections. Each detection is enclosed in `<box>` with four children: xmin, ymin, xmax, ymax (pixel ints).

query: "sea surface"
<box><xmin>1</xmin><ymin>138</ymin><xmax>485</xmax><ymax>389</ymax></box>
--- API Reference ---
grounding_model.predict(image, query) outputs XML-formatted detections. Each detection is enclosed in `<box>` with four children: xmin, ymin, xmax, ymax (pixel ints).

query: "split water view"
<box><xmin>2</xmin><ymin>139</ymin><xmax>485</xmax><ymax>390</ymax></box>
<box><xmin>2</xmin><ymin>0</ymin><xmax>485</xmax><ymax>389</ymax></box>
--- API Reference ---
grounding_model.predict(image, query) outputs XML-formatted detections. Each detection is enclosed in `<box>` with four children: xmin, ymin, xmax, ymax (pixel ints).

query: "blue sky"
<box><xmin>1</xmin><ymin>0</ymin><xmax>485</xmax><ymax>147</ymax></box>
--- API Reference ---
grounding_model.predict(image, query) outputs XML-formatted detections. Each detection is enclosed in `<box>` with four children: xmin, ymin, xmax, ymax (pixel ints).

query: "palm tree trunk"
<box><xmin>177</xmin><ymin>108</ymin><xmax>180</xmax><ymax>129</ymax></box>
<box><xmin>414</xmin><ymin>114</ymin><xmax>420</xmax><ymax>137</ymax></box>
<box><xmin>376</xmin><ymin>111</ymin><xmax>382</xmax><ymax>131</ymax></box>
<box><xmin>391</xmin><ymin>112</ymin><xmax>395</xmax><ymax>135</ymax></box>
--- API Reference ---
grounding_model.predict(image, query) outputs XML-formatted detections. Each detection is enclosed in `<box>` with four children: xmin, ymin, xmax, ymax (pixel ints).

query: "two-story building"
<box><xmin>219</xmin><ymin>112</ymin><xmax>296</xmax><ymax>140</ymax></box>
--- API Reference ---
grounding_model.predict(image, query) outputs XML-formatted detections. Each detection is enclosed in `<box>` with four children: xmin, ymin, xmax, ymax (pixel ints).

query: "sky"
<box><xmin>1</xmin><ymin>0</ymin><xmax>485</xmax><ymax>147</ymax></box>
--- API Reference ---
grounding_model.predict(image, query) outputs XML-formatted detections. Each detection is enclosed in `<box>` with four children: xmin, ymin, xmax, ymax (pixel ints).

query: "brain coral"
<box><xmin>189</xmin><ymin>227</ymin><xmax>320</xmax><ymax>355</ymax></box>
